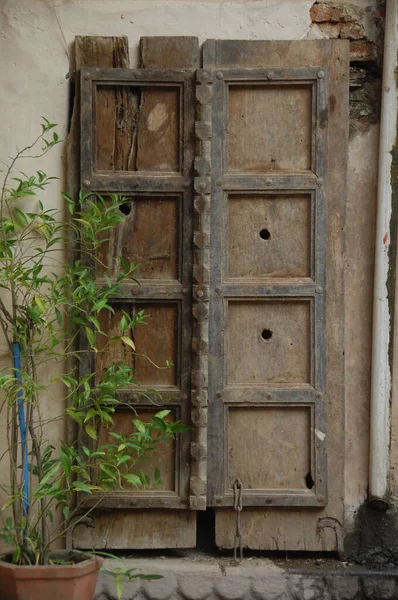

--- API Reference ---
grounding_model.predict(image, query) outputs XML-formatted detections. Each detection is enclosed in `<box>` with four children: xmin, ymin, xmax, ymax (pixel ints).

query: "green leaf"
<box><xmin>154</xmin><ymin>409</ymin><xmax>170</xmax><ymax>420</ymax></box>
<box><xmin>85</xmin><ymin>425</ymin><xmax>97</xmax><ymax>440</ymax></box>
<box><xmin>120</xmin><ymin>315</ymin><xmax>127</xmax><ymax>334</ymax></box>
<box><xmin>33</xmin><ymin>464</ymin><xmax>60</xmax><ymax>499</ymax></box>
<box><xmin>60</xmin><ymin>449</ymin><xmax>71</xmax><ymax>477</ymax></box>
<box><xmin>171</xmin><ymin>422</ymin><xmax>190</xmax><ymax>433</ymax></box>
<box><xmin>121</xmin><ymin>336</ymin><xmax>135</xmax><ymax>351</ymax></box>
<box><xmin>73</xmin><ymin>481</ymin><xmax>92</xmax><ymax>494</ymax></box>
<box><xmin>34</xmin><ymin>296</ymin><xmax>46</xmax><ymax>313</ymax></box>
<box><xmin>85</xmin><ymin>327</ymin><xmax>95</xmax><ymax>346</ymax></box>
<box><xmin>123</xmin><ymin>473</ymin><xmax>141</xmax><ymax>487</ymax></box>
<box><xmin>65</xmin><ymin>409</ymin><xmax>85</xmax><ymax>425</ymax></box>
<box><xmin>115</xmin><ymin>574</ymin><xmax>123</xmax><ymax>600</ymax></box>
<box><xmin>132</xmin><ymin>418</ymin><xmax>145</xmax><ymax>433</ymax></box>
<box><xmin>14</xmin><ymin>208</ymin><xmax>28</xmax><ymax>226</ymax></box>
<box><xmin>55</xmin><ymin>307</ymin><xmax>63</xmax><ymax>325</ymax></box>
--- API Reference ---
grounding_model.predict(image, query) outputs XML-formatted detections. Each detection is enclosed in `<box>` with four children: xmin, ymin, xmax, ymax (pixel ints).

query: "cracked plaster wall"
<box><xmin>0</xmin><ymin>0</ymin><xmax>389</xmax><ymax>550</ymax></box>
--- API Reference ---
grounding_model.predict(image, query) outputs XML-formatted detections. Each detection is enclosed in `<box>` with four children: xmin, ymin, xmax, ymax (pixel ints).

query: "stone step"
<box><xmin>95</xmin><ymin>557</ymin><xmax>398</xmax><ymax>600</ymax></box>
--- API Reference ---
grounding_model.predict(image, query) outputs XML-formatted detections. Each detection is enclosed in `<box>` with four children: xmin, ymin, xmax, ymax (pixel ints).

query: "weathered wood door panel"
<box><xmin>207</xmin><ymin>65</ymin><xmax>328</xmax><ymax>509</ymax></box>
<box><xmin>204</xmin><ymin>40</ymin><xmax>348</xmax><ymax>551</ymax></box>
<box><xmin>79</xmin><ymin>67</ymin><xmax>197</xmax><ymax>512</ymax></box>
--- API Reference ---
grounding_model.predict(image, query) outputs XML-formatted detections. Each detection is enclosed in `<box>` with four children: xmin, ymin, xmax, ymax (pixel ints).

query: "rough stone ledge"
<box><xmin>95</xmin><ymin>558</ymin><xmax>398</xmax><ymax>600</ymax></box>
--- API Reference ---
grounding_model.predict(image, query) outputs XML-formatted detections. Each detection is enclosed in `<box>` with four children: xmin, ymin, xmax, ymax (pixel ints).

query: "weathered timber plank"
<box><xmin>140</xmin><ymin>37</ymin><xmax>200</xmax><ymax>69</ymax></box>
<box><xmin>72</xmin><ymin>510</ymin><xmax>196</xmax><ymax>549</ymax></box>
<box><xmin>66</xmin><ymin>37</ymin><xmax>130</xmax><ymax>450</ymax></box>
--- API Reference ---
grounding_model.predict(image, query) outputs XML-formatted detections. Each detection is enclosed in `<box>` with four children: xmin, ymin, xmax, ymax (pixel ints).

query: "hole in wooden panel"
<box><xmin>96</xmin><ymin>85</ymin><xmax>180</xmax><ymax>172</ymax></box>
<box><xmin>261</xmin><ymin>328</ymin><xmax>273</xmax><ymax>341</ymax></box>
<box><xmin>97</xmin><ymin>195</ymin><xmax>179</xmax><ymax>281</ymax></box>
<box><xmin>97</xmin><ymin>409</ymin><xmax>176</xmax><ymax>491</ymax></box>
<box><xmin>228</xmin><ymin>84</ymin><xmax>312</xmax><ymax>172</ymax></box>
<box><xmin>227</xmin><ymin>301</ymin><xmax>311</xmax><ymax>384</ymax></box>
<box><xmin>305</xmin><ymin>472</ymin><xmax>315</xmax><ymax>489</ymax></box>
<box><xmin>228</xmin><ymin>194</ymin><xmax>311</xmax><ymax>279</ymax></box>
<box><xmin>96</xmin><ymin>303</ymin><xmax>178</xmax><ymax>386</ymax></box>
<box><xmin>119</xmin><ymin>201</ymin><xmax>131</xmax><ymax>215</ymax></box>
<box><xmin>228</xmin><ymin>407</ymin><xmax>311</xmax><ymax>490</ymax></box>
<box><xmin>259</xmin><ymin>228</ymin><xmax>271</xmax><ymax>240</ymax></box>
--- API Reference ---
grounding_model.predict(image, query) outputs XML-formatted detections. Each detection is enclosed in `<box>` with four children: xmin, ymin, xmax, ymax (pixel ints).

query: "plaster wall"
<box><xmin>0</xmin><ymin>0</ymin><xmax>385</xmax><ymax>544</ymax></box>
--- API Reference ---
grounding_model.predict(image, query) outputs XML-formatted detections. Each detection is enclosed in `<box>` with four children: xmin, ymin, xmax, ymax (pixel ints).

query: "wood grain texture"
<box><xmin>227</xmin><ymin>300</ymin><xmax>311</xmax><ymax>385</ymax></box>
<box><xmin>97</xmin><ymin>195</ymin><xmax>179</xmax><ymax>281</ymax></box>
<box><xmin>72</xmin><ymin>510</ymin><xmax>196</xmax><ymax>549</ymax></box>
<box><xmin>95</xmin><ymin>85</ymin><xmax>180</xmax><ymax>172</ymax></box>
<box><xmin>228</xmin><ymin>84</ymin><xmax>312</xmax><ymax>172</ymax></box>
<box><xmin>228</xmin><ymin>406</ymin><xmax>311</xmax><ymax>490</ymax></box>
<box><xmin>133</xmin><ymin>303</ymin><xmax>178</xmax><ymax>386</ymax></box>
<box><xmin>228</xmin><ymin>193</ymin><xmax>311</xmax><ymax>279</ymax></box>
<box><xmin>140</xmin><ymin>37</ymin><xmax>200</xmax><ymax>69</ymax></box>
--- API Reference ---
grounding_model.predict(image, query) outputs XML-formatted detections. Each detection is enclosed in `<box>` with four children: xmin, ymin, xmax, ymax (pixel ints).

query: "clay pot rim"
<box><xmin>0</xmin><ymin>550</ymin><xmax>103</xmax><ymax>579</ymax></box>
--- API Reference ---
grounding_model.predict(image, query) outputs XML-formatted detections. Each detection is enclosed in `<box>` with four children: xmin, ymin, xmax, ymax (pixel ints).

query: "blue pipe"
<box><xmin>12</xmin><ymin>343</ymin><xmax>29</xmax><ymax>524</ymax></box>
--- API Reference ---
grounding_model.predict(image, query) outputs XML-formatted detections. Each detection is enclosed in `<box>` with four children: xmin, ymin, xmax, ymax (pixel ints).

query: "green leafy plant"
<box><xmin>0</xmin><ymin>119</ymin><xmax>187</xmax><ymax>577</ymax></box>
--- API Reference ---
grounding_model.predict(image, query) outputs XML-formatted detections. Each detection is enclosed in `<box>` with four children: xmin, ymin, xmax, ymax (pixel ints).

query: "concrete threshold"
<box><xmin>95</xmin><ymin>554</ymin><xmax>398</xmax><ymax>600</ymax></box>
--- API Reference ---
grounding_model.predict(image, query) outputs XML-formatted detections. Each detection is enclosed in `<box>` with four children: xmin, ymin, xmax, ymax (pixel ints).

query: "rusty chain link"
<box><xmin>233</xmin><ymin>478</ymin><xmax>243</xmax><ymax>562</ymax></box>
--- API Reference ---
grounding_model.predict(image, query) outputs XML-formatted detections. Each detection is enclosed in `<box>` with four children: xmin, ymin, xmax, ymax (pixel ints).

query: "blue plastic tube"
<box><xmin>12</xmin><ymin>342</ymin><xmax>29</xmax><ymax>522</ymax></box>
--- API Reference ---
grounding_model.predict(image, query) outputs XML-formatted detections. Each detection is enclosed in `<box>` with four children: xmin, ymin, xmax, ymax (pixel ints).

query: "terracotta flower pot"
<box><xmin>0</xmin><ymin>550</ymin><xmax>103</xmax><ymax>600</ymax></box>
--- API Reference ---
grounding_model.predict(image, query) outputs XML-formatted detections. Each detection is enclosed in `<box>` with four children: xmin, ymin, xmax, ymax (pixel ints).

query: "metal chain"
<box><xmin>233</xmin><ymin>478</ymin><xmax>243</xmax><ymax>562</ymax></box>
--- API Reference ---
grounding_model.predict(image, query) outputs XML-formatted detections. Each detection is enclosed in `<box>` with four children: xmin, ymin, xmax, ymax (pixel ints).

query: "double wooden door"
<box><xmin>73</xmin><ymin>36</ymin><xmax>348</xmax><ymax>552</ymax></box>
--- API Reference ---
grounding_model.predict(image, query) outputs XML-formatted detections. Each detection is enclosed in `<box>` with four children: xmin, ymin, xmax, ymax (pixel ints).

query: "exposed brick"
<box><xmin>340</xmin><ymin>21</ymin><xmax>365</xmax><ymax>40</ymax></box>
<box><xmin>310</xmin><ymin>3</ymin><xmax>332</xmax><ymax>22</ymax></box>
<box><xmin>317</xmin><ymin>22</ymin><xmax>341</xmax><ymax>39</ymax></box>
<box><xmin>350</xmin><ymin>41</ymin><xmax>379</xmax><ymax>62</ymax></box>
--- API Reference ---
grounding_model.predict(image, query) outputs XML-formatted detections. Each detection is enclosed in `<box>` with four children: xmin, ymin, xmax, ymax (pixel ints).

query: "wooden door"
<box><xmin>204</xmin><ymin>40</ymin><xmax>348</xmax><ymax>551</ymax></box>
<box><xmin>73</xmin><ymin>37</ymin><xmax>348</xmax><ymax>552</ymax></box>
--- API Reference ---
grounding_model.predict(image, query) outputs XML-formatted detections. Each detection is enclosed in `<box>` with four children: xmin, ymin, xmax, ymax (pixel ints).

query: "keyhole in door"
<box><xmin>259</xmin><ymin>228</ymin><xmax>270</xmax><ymax>240</ymax></box>
<box><xmin>261</xmin><ymin>328</ymin><xmax>272</xmax><ymax>341</ymax></box>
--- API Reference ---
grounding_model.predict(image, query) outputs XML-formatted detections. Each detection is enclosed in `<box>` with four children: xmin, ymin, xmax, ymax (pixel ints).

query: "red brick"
<box><xmin>350</xmin><ymin>40</ymin><xmax>379</xmax><ymax>62</ymax></box>
<box><xmin>340</xmin><ymin>21</ymin><xmax>365</xmax><ymax>40</ymax></box>
<box><xmin>310</xmin><ymin>3</ymin><xmax>332</xmax><ymax>22</ymax></box>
